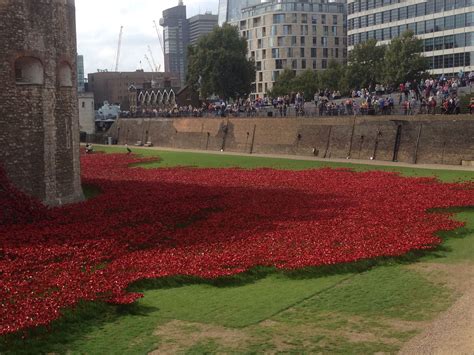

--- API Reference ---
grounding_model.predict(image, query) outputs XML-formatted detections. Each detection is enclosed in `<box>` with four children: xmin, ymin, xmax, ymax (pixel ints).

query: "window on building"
<box><xmin>292</xmin><ymin>60</ymin><xmax>298</xmax><ymax>69</ymax></box>
<box><xmin>375</xmin><ymin>12</ymin><xmax>382</xmax><ymax>25</ymax></box>
<box><xmin>287</xmin><ymin>48</ymin><xmax>293</xmax><ymax>57</ymax></box>
<box><xmin>335</xmin><ymin>37</ymin><xmax>339</xmax><ymax>45</ymax></box>
<box><xmin>321</xmin><ymin>37</ymin><xmax>328</xmax><ymax>46</ymax></box>
<box><xmin>322</xmin><ymin>59</ymin><xmax>327</xmax><ymax>69</ymax></box>
<box><xmin>272</xmin><ymin>48</ymin><xmax>280</xmax><ymax>58</ymax></box>
<box><xmin>272</xmin><ymin>71</ymin><xmax>280</xmax><ymax>81</ymax></box>
<box><xmin>301</xmin><ymin>59</ymin><xmax>307</xmax><ymax>69</ymax></box>
<box><xmin>311</xmin><ymin>48</ymin><xmax>317</xmax><ymax>58</ymax></box>
<box><xmin>300</xmin><ymin>36</ymin><xmax>305</xmax><ymax>46</ymax></box>
<box><xmin>273</xmin><ymin>14</ymin><xmax>285</xmax><ymax>24</ymax></box>
<box><xmin>321</xmin><ymin>14</ymin><xmax>326</xmax><ymax>24</ymax></box>
<box><xmin>434</xmin><ymin>17</ymin><xmax>444</xmax><ymax>32</ymax></box>
<box><xmin>323</xmin><ymin>48</ymin><xmax>328</xmax><ymax>58</ymax></box>
<box><xmin>435</xmin><ymin>0</ymin><xmax>445</xmax><ymax>12</ymax></box>
<box><xmin>367</xmin><ymin>14</ymin><xmax>375</xmax><ymax>26</ymax></box>
<box><xmin>391</xmin><ymin>8</ymin><xmax>399</xmax><ymax>21</ymax></box>
<box><xmin>300</xmin><ymin>48</ymin><xmax>305</xmax><ymax>57</ymax></box>
<box><xmin>283</xmin><ymin>25</ymin><xmax>292</xmax><ymax>35</ymax></box>
<box><xmin>14</xmin><ymin>56</ymin><xmax>44</xmax><ymax>85</ymax></box>
<box><xmin>426</xmin><ymin>19</ymin><xmax>435</xmax><ymax>33</ymax></box>
<box><xmin>422</xmin><ymin>37</ymin><xmax>432</xmax><ymax>52</ymax></box>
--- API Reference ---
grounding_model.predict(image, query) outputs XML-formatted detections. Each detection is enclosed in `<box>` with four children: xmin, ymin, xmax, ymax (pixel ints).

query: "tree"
<box><xmin>383</xmin><ymin>30</ymin><xmax>429</xmax><ymax>86</ymax></box>
<box><xmin>187</xmin><ymin>24</ymin><xmax>256</xmax><ymax>100</ymax></box>
<box><xmin>346</xmin><ymin>39</ymin><xmax>386</xmax><ymax>89</ymax></box>
<box><xmin>319</xmin><ymin>60</ymin><xmax>349</xmax><ymax>94</ymax></box>
<box><xmin>267</xmin><ymin>69</ymin><xmax>297</xmax><ymax>97</ymax></box>
<box><xmin>291</xmin><ymin>69</ymin><xmax>320</xmax><ymax>97</ymax></box>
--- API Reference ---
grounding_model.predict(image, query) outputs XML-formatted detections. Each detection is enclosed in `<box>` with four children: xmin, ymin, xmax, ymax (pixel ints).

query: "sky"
<box><xmin>76</xmin><ymin>0</ymin><xmax>218</xmax><ymax>76</ymax></box>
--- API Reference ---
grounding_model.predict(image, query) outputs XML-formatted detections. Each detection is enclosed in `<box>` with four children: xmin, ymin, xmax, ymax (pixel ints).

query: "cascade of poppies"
<box><xmin>0</xmin><ymin>153</ymin><xmax>473</xmax><ymax>335</ymax></box>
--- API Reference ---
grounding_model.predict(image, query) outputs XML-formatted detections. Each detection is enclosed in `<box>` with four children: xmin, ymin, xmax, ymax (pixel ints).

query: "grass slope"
<box><xmin>2</xmin><ymin>148</ymin><xmax>473</xmax><ymax>354</ymax></box>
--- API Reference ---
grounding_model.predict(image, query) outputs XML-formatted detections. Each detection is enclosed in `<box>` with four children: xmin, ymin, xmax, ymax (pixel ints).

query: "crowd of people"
<box><xmin>120</xmin><ymin>73</ymin><xmax>473</xmax><ymax>119</ymax></box>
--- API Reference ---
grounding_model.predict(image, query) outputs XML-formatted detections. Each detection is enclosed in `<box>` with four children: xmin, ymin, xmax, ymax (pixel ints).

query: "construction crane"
<box><xmin>144</xmin><ymin>55</ymin><xmax>154</xmax><ymax>73</ymax></box>
<box><xmin>147</xmin><ymin>45</ymin><xmax>160</xmax><ymax>72</ymax></box>
<box><xmin>153</xmin><ymin>20</ymin><xmax>165</xmax><ymax>70</ymax></box>
<box><xmin>114</xmin><ymin>25</ymin><xmax>124</xmax><ymax>72</ymax></box>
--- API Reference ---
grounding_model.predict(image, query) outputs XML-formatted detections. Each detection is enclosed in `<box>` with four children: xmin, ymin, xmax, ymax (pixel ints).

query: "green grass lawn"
<box><xmin>2</xmin><ymin>148</ymin><xmax>473</xmax><ymax>354</ymax></box>
<box><xmin>97</xmin><ymin>145</ymin><xmax>474</xmax><ymax>183</ymax></box>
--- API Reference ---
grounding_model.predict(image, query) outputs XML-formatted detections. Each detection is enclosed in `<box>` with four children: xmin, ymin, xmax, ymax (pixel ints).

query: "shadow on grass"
<box><xmin>2</xmin><ymin>207</ymin><xmax>473</xmax><ymax>353</ymax></box>
<box><xmin>82</xmin><ymin>184</ymin><xmax>102</xmax><ymax>200</ymax></box>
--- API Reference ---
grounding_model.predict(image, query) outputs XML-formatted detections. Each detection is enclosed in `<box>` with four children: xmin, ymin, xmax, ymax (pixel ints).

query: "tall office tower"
<box><xmin>218</xmin><ymin>0</ymin><xmax>262</xmax><ymax>25</ymax></box>
<box><xmin>237</xmin><ymin>0</ymin><xmax>347</xmax><ymax>98</ymax></box>
<box><xmin>160</xmin><ymin>1</ymin><xmax>190</xmax><ymax>86</ymax></box>
<box><xmin>347</xmin><ymin>0</ymin><xmax>473</xmax><ymax>76</ymax></box>
<box><xmin>188</xmin><ymin>13</ymin><xmax>219</xmax><ymax>45</ymax></box>
<box><xmin>77</xmin><ymin>55</ymin><xmax>85</xmax><ymax>92</ymax></box>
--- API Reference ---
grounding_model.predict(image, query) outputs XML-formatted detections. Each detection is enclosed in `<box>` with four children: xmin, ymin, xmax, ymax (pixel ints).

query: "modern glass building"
<box><xmin>236</xmin><ymin>0</ymin><xmax>347</xmax><ymax>97</ymax></box>
<box><xmin>77</xmin><ymin>55</ymin><xmax>85</xmax><ymax>92</ymax></box>
<box><xmin>160</xmin><ymin>2</ymin><xmax>190</xmax><ymax>86</ymax></box>
<box><xmin>188</xmin><ymin>13</ymin><xmax>218</xmax><ymax>45</ymax></box>
<box><xmin>218</xmin><ymin>0</ymin><xmax>262</xmax><ymax>25</ymax></box>
<box><xmin>347</xmin><ymin>0</ymin><xmax>473</xmax><ymax>75</ymax></box>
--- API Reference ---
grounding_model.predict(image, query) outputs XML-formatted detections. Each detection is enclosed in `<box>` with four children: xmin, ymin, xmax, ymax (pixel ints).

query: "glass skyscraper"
<box><xmin>160</xmin><ymin>3</ymin><xmax>189</xmax><ymax>86</ymax></box>
<box><xmin>77</xmin><ymin>55</ymin><xmax>85</xmax><ymax>92</ymax></box>
<box><xmin>218</xmin><ymin>0</ymin><xmax>262</xmax><ymax>25</ymax></box>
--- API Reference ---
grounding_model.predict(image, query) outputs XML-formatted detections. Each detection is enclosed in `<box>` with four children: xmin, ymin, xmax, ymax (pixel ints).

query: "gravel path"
<box><xmin>399</xmin><ymin>264</ymin><xmax>474</xmax><ymax>355</ymax></box>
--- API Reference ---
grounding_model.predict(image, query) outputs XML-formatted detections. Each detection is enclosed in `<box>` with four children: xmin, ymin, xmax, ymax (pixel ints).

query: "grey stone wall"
<box><xmin>110</xmin><ymin>115</ymin><xmax>474</xmax><ymax>166</ymax></box>
<box><xmin>0</xmin><ymin>0</ymin><xmax>83</xmax><ymax>205</ymax></box>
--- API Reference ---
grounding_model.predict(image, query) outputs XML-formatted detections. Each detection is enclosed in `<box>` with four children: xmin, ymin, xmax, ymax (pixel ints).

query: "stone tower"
<box><xmin>0</xmin><ymin>0</ymin><xmax>84</xmax><ymax>205</ymax></box>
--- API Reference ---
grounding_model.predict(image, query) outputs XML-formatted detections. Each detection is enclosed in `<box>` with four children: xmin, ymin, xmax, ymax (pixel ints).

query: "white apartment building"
<box><xmin>236</xmin><ymin>0</ymin><xmax>347</xmax><ymax>98</ymax></box>
<box><xmin>347</xmin><ymin>0</ymin><xmax>473</xmax><ymax>75</ymax></box>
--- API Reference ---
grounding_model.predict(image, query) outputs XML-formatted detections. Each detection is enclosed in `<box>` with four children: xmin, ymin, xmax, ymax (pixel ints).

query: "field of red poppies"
<box><xmin>1</xmin><ymin>152</ymin><xmax>473</xmax><ymax>335</ymax></box>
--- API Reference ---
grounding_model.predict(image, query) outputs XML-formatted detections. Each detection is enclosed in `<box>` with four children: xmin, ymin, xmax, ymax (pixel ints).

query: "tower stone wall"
<box><xmin>0</xmin><ymin>0</ymin><xmax>84</xmax><ymax>205</ymax></box>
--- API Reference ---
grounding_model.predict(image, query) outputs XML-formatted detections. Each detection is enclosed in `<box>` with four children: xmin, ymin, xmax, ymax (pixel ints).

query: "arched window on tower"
<box><xmin>15</xmin><ymin>56</ymin><xmax>44</xmax><ymax>85</ymax></box>
<box><xmin>58</xmin><ymin>62</ymin><xmax>73</xmax><ymax>87</ymax></box>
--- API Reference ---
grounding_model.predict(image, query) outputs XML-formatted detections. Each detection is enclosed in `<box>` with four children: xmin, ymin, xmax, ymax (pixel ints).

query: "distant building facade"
<box><xmin>77</xmin><ymin>55</ymin><xmax>85</xmax><ymax>92</ymax></box>
<box><xmin>218</xmin><ymin>0</ymin><xmax>261</xmax><ymax>25</ymax></box>
<box><xmin>236</xmin><ymin>0</ymin><xmax>347</xmax><ymax>98</ymax></box>
<box><xmin>78</xmin><ymin>92</ymin><xmax>95</xmax><ymax>134</ymax></box>
<box><xmin>347</xmin><ymin>0</ymin><xmax>473</xmax><ymax>75</ymax></box>
<box><xmin>87</xmin><ymin>70</ymin><xmax>180</xmax><ymax>110</ymax></box>
<box><xmin>160</xmin><ymin>2</ymin><xmax>189</xmax><ymax>86</ymax></box>
<box><xmin>188</xmin><ymin>13</ymin><xmax>218</xmax><ymax>45</ymax></box>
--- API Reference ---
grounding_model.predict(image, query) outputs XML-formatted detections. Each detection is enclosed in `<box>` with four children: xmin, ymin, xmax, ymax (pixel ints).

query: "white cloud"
<box><xmin>76</xmin><ymin>0</ymin><xmax>218</xmax><ymax>75</ymax></box>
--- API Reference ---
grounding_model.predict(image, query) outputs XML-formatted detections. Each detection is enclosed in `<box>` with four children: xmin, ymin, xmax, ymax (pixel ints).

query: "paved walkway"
<box><xmin>97</xmin><ymin>144</ymin><xmax>474</xmax><ymax>172</ymax></box>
